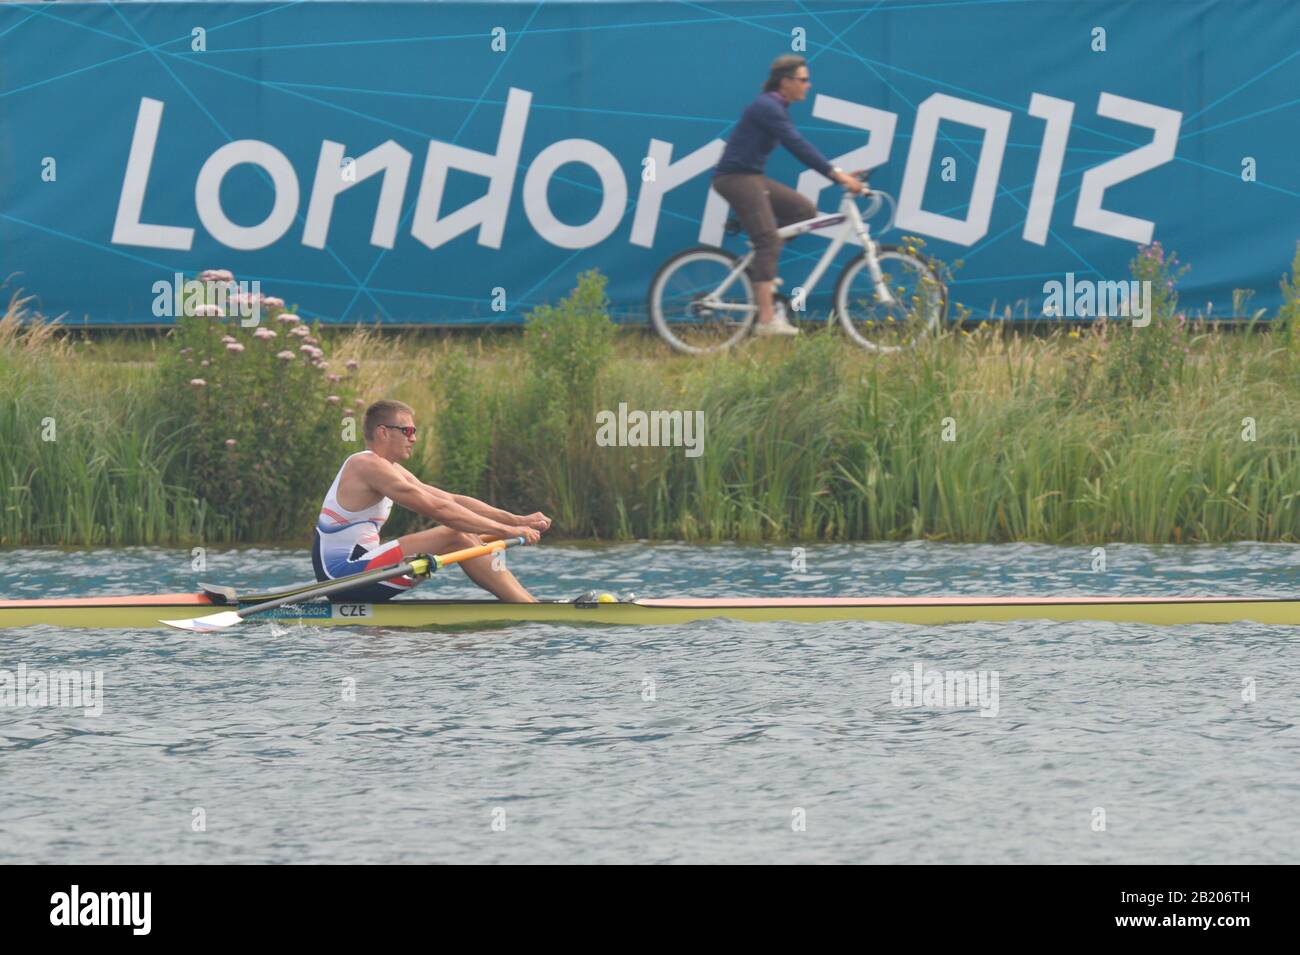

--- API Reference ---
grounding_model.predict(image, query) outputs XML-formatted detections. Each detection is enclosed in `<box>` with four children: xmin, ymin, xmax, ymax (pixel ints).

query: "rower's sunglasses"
<box><xmin>380</xmin><ymin>424</ymin><xmax>417</xmax><ymax>439</ymax></box>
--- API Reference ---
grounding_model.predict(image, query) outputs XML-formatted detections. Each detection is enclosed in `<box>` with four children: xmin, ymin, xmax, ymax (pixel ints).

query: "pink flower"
<box><xmin>345</xmin><ymin>359</ymin><xmax>359</xmax><ymax>371</ymax></box>
<box><xmin>225</xmin><ymin>342</ymin><xmax>245</xmax><ymax>353</ymax></box>
<box><xmin>275</xmin><ymin>350</ymin><xmax>296</xmax><ymax>362</ymax></box>
<box><xmin>326</xmin><ymin>395</ymin><xmax>340</xmax><ymax>405</ymax></box>
<box><xmin>303</xmin><ymin>335</ymin><xmax>319</xmax><ymax>346</ymax></box>
<box><xmin>199</xmin><ymin>269</ymin><xmax>234</xmax><ymax>283</ymax></box>
<box><xmin>225</xmin><ymin>439</ymin><xmax>237</xmax><ymax>448</ymax></box>
<box><xmin>189</xmin><ymin>378</ymin><xmax>207</xmax><ymax>388</ymax></box>
<box><xmin>262</xmin><ymin>296</ymin><xmax>285</xmax><ymax>309</ymax></box>
<box><xmin>220</xmin><ymin>335</ymin><xmax>237</xmax><ymax>344</ymax></box>
<box><xmin>191</xmin><ymin>304</ymin><xmax>223</xmax><ymax>318</ymax></box>
<box><xmin>253</xmin><ymin>328</ymin><xmax>277</xmax><ymax>340</ymax></box>
<box><xmin>276</xmin><ymin>313</ymin><xmax>300</xmax><ymax>325</ymax></box>
<box><xmin>290</xmin><ymin>325</ymin><xmax>311</xmax><ymax>338</ymax></box>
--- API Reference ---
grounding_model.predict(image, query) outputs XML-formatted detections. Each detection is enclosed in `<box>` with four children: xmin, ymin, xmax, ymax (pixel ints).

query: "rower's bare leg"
<box><xmin>754</xmin><ymin>280</ymin><xmax>774</xmax><ymax>325</ymax></box>
<box><xmin>397</xmin><ymin>527</ymin><xmax>537</xmax><ymax>602</ymax></box>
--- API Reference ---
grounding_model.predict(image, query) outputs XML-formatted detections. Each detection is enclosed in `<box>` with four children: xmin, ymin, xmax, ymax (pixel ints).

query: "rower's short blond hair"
<box><xmin>364</xmin><ymin>399</ymin><xmax>415</xmax><ymax>441</ymax></box>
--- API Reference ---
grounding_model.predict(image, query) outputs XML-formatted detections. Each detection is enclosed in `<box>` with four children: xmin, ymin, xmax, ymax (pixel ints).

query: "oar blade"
<box><xmin>159</xmin><ymin>610</ymin><xmax>246</xmax><ymax>633</ymax></box>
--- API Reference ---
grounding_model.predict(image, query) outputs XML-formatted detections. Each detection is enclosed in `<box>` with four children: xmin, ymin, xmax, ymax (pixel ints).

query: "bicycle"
<box><xmin>647</xmin><ymin>171</ymin><xmax>948</xmax><ymax>354</ymax></box>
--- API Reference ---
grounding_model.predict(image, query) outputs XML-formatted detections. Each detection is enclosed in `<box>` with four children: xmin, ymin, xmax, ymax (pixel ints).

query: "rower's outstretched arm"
<box><xmin>450</xmin><ymin>491</ymin><xmax>518</xmax><ymax>524</ymax></box>
<box><xmin>365</xmin><ymin>460</ymin><xmax>519</xmax><ymax>537</ymax></box>
<box><xmin>417</xmin><ymin>480</ymin><xmax>538</xmax><ymax>527</ymax></box>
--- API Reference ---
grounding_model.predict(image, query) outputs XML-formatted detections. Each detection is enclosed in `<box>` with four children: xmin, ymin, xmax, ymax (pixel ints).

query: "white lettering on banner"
<box><xmin>304</xmin><ymin>140</ymin><xmax>412</xmax><ymax>249</ymax></box>
<box><xmin>1074</xmin><ymin>92</ymin><xmax>1181</xmax><ymax>245</ymax></box>
<box><xmin>796</xmin><ymin>94</ymin><xmax>896</xmax><ymax>209</ymax></box>
<box><xmin>629</xmin><ymin>138</ymin><xmax>724</xmax><ymax>248</ymax></box>
<box><xmin>195</xmin><ymin>140</ymin><xmax>300</xmax><ymax>250</ymax></box>
<box><xmin>110</xmin><ymin>86</ymin><xmax>1182</xmax><ymax>256</ymax></box>
<box><xmin>896</xmin><ymin>93</ymin><xmax>1012</xmax><ymax>244</ymax></box>
<box><xmin>411</xmin><ymin>86</ymin><xmax>531</xmax><ymax>251</ymax></box>
<box><xmin>523</xmin><ymin>138</ymin><xmax>627</xmax><ymax>248</ymax></box>
<box><xmin>1023</xmin><ymin>93</ymin><xmax>1074</xmax><ymax>246</ymax></box>
<box><xmin>112</xmin><ymin>98</ymin><xmax>194</xmax><ymax>250</ymax></box>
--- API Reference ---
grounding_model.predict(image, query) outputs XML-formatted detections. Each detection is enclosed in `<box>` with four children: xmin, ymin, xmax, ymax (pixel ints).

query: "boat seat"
<box><xmin>200</xmin><ymin>583</ymin><xmax>240</xmax><ymax>605</ymax></box>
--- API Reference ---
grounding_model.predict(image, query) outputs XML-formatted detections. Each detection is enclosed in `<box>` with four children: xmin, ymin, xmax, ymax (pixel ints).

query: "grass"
<box><xmin>0</xmin><ymin>293</ymin><xmax>222</xmax><ymax>545</ymax></box>
<box><xmin>4</xmin><ymin>260</ymin><xmax>1300</xmax><ymax>546</ymax></box>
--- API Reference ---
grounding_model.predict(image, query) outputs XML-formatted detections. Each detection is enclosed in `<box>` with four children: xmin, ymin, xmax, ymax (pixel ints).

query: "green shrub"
<box><xmin>523</xmin><ymin>268</ymin><xmax>616</xmax><ymax>413</ymax></box>
<box><xmin>155</xmin><ymin>276</ymin><xmax>358</xmax><ymax>540</ymax></box>
<box><xmin>432</xmin><ymin>346</ymin><xmax>494</xmax><ymax>499</ymax></box>
<box><xmin>1278</xmin><ymin>242</ymin><xmax>1300</xmax><ymax>357</ymax></box>
<box><xmin>1097</xmin><ymin>242</ymin><xmax>1191</xmax><ymax>401</ymax></box>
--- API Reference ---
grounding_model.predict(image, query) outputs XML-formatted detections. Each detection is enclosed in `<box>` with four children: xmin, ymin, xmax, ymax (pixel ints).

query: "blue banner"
<box><xmin>1</xmin><ymin>1</ymin><xmax>1296</xmax><ymax>326</ymax></box>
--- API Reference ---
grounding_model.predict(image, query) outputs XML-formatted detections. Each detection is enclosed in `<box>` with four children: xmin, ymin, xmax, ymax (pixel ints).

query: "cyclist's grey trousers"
<box><xmin>711</xmin><ymin>173</ymin><xmax>817</xmax><ymax>283</ymax></box>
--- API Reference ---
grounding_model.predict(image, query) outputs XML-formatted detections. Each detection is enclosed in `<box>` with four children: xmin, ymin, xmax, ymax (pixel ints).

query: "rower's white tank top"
<box><xmin>316</xmin><ymin>450</ymin><xmax>393</xmax><ymax>556</ymax></box>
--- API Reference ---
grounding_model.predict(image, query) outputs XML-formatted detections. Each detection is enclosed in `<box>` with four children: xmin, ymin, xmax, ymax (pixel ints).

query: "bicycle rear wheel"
<box><xmin>834</xmin><ymin>246</ymin><xmax>947</xmax><ymax>353</ymax></box>
<box><xmin>648</xmin><ymin>246</ymin><xmax>756</xmax><ymax>354</ymax></box>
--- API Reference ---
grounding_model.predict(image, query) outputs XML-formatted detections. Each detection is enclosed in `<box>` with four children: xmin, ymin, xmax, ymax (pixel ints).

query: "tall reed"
<box><xmin>7</xmin><ymin>245</ymin><xmax>1300</xmax><ymax>545</ymax></box>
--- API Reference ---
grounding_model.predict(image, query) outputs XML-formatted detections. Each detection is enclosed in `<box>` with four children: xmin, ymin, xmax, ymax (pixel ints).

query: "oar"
<box><xmin>160</xmin><ymin>537</ymin><xmax>527</xmax><ymax>633</ymax></box>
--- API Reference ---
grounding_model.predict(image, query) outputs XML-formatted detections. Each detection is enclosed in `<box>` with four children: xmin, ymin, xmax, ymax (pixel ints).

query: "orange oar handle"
<box><xmin>429</xmin><ymin>536</ymin><xmax>526</xmax><ymax>572</ymax></box>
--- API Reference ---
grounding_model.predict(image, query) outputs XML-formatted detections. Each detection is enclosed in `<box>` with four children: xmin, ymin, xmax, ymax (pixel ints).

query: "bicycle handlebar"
<box><xmin>837</xmin><ymin>168</ymin><xmax>872</xmax><ymax>195</ymax></box>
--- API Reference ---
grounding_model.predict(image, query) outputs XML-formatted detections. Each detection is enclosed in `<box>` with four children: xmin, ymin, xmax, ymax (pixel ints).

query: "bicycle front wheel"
<box><xmin>648</xmin><ymin>246</ymin><xmax>756</xmax><ymax>355</ymax></box>
<box><xmin>834</xmin><ymin>246</ymin><xmax>948</xmax><ymax>353</ymax></box>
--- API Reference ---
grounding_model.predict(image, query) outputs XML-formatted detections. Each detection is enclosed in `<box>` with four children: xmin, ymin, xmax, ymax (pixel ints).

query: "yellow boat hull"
<box><xmin>2</xmin><ymin>594</ymin><xmax>1300</xmax><ymax>629</ymax></box>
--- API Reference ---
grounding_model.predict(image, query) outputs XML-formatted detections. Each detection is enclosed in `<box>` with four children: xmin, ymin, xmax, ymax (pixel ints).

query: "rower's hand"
<box><xmin>509</xmin><ymin>526</ymin><xmax>542</xmax><ymax>545</ymax></box>
<box><xmin>518</xmin><ymin>511</ymin><xmax>552</xmax><ymax>532</ymax></box>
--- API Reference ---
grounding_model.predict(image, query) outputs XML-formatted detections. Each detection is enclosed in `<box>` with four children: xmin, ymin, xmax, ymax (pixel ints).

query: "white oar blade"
<box><xmin>159</xmin><ymin>610</ymin><xmax>246</xmax><ymax>633</ymax></box>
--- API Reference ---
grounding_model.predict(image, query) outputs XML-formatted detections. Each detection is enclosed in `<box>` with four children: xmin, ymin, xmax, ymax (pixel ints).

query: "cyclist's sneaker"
<box><xmin>755</xmin><ymin>314</ymin><xmax>800</xmax><ymax>337</ymax></box>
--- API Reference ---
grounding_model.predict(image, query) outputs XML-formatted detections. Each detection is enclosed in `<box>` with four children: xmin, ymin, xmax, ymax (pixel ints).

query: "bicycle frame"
<box><xmin>705</xmin><ymin>190</ymin><xmax>897</xmax><ymax>317</ymax></box>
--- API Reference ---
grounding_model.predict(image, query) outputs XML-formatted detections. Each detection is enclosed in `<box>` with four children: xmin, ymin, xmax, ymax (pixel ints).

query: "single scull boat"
<box><xmin>1</xmin><ymin>592</ymin><xmax>1299</xmax><ymax>629</ymax></box>
<box><xmin>3</xmin><ymin>540</ymin><xmax>1296</xmax><ymax>629</ymax></box>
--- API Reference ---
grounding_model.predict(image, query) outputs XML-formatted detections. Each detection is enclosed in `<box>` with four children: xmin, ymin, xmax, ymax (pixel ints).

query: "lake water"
<box><xmin>1</xmin><ymin>541</ymin><xmax>1297</xmax><ymax>864</ymax></box>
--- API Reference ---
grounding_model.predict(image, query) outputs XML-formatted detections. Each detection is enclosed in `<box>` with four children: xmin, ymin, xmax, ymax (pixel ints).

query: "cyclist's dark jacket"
<box><xmin>714</xmin><ymin>90</ymin><xmax>834</xmax><ymax>178</ymax></box>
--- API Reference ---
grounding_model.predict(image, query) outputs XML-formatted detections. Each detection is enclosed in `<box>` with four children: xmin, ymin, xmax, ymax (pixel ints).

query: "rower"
<box><xmin>312</xmin><ymin>399</ymin><xmax>549</xmax><ymax>603</ymax></box>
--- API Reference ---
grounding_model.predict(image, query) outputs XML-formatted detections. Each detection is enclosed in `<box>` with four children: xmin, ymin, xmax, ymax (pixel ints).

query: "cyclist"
<box><xmin>712</xmin><ymin>55</ymin><xmax>865</xmax><ymax>336</ymax></box>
